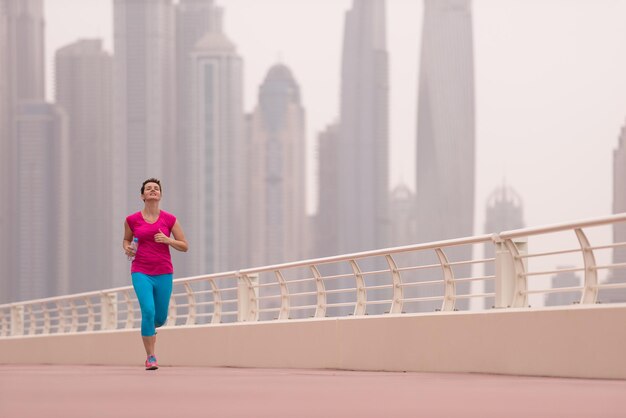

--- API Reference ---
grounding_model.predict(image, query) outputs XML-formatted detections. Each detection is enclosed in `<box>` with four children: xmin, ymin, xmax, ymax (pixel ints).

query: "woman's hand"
<box><xmin>124</xmin><ymin>243</ymin><xmax>137</xmax><ymax>258</ymax></box>
<box><xmin>154</xmin><ymin>229</ymin><xmax>172</xmax><ymax>245</ymax></box>
<box><xmin>162</xmin><ymin>222</ymin><xmax>188</xmax><ymax>252</ymax></box>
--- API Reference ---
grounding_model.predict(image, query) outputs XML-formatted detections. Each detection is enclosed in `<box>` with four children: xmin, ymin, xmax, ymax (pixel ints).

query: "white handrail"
<box><xmin>1</xmin><ymin>213</ymin><xmax>625</xmax><ymax>337</ymax></box>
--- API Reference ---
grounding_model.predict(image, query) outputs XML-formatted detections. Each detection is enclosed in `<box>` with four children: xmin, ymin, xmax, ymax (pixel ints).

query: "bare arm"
<box><xmin>123</xmin><ymin>221</ymin><xmax>136</xmax><ymax>258</ymax></box>
<box><xmin>154</xmin><ymin>220</ymin><xmax>189</xmax><ymax>252</ymax></box>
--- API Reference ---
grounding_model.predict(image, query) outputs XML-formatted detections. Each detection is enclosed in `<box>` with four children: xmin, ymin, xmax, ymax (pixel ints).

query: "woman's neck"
<box><xmin>142</xmin><ymin>201</ymin><xmax>160</xmax><ymax>217</ymax></box>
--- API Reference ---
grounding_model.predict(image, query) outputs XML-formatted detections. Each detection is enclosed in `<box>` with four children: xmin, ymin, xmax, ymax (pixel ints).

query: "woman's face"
<box><xmin>142</xmin><ymin>182</ymin><xmax>161</xmax><ymax>202</ymax></box>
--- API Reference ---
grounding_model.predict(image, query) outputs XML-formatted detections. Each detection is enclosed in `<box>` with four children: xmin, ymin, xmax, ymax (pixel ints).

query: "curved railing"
<box><xmin>1</xmin><ymin>213</ymin><xmax>625</xmax><ymax>337</ymax></box>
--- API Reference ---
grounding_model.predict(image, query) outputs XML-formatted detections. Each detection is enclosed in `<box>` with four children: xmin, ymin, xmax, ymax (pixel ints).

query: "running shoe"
<box><xmin>145</xmin><ymin>355</ymin><xmax>158</xmax><ymax>370</ymax></box>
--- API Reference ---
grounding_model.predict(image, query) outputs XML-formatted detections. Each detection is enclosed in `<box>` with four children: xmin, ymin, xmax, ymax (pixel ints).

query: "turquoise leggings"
<box><xmin>131</xmin><ymin>273</ymin><xmax>173</xmax><ymax>337</ymax></box>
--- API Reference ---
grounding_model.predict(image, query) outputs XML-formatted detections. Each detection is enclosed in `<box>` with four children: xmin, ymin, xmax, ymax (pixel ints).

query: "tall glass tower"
<box><xmin>415</xmin><ymin>0</ymin><xmax>475</xmax><ymax>311</ymax></box>
<box><xmin>55</xmin><ymin>40</ymin><xmax>114</xmax><ymax>294</ymax></box>
<box><xmin>247</xmin><ymin>64</ymin><xmax>306</xmax><ymax>267</ymax></box>
<box><xmin>601</xmin><ymin>122</ymin><xmax>626</xmax><ymax>302</ymax></box>
<box><xmin>15</xmin><ymin>102</ymin><xmax>68</xmax><ymax>301</ymax></box>
<box><xmin>190</xmin><ymin>31</ymin><xmax>244</xmax><ymax>273</ymax></box>
<box><xmin>316</xmin><ymin>123</ymin><xmax>340</xmax><ymax>258</ymax></box>
<box><xmin>613</xmin><ymin>127</ymin><xmax>626</xmax><ymax>273</ymax></box>
<box><xmin>113</xmin><ymin>0</ymin><xmax>176</xmax><ymax>285</ymax></box>
<box><xmin>174</xmin><ymin>0</ymin><xmax>222</xmax><ymax>277</ymax></box>
<box><xmin>0</xmin><ymin>0</ymin><xmax>46</xmax><ymax>303</ymax></box>
<box><xmin>0</xmin><ymin>0</ymin><xmax>10</xmax><ymax>303</ymax></box>
<box><xmin>113</xmin><ymin>0</ymin><xmax>175</xmax><ymax>214</ymax></box>
<box><xmin>336</xmin><ymin>0</ymin><xmax>389</xmax><ymax>255</ymax></box>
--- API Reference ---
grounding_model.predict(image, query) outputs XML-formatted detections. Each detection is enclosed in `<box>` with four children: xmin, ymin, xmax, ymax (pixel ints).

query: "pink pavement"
<box><xmin>0</xmin><ymin>365</ymin><xmax>625</xmax><ymax>418</ymax></box>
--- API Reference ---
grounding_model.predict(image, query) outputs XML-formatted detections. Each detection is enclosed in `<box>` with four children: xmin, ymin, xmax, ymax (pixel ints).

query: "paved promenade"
<box><xmin>1</xmin><ymin>365</ymin><xmax>625</xmax><ymax>417</ymax></box>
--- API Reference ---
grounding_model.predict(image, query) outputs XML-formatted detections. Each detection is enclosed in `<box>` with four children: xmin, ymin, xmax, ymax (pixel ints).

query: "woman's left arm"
<box><xmin>155</xmin><ymin>220</ymin><xmax>188</xmax><ymax>252</ymax></box>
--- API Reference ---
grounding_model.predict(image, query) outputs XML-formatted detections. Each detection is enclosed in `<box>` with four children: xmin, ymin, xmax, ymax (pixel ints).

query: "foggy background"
<box><xmin>43</xmin><ymin>0</ymin><xmax>626</xmax><ymax>222</ymax></box>
<box><xmin>1</xmin><ymin>0</ymin><xmax>625</xmax><ymax>308</ymax></box>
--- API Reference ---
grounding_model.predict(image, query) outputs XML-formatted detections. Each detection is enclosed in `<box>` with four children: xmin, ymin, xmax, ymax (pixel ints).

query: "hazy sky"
<box><xmin>44</xmin><ymin>0</ymin><xmax>626</xmax><ymax>237</ymax></box>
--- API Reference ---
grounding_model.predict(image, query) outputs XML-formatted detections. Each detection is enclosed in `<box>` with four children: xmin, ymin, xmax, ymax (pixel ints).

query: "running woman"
<box><xmin>123</xmin><ymin>178</ymin><xmax>188</xmax><ymax>370</ymax></box>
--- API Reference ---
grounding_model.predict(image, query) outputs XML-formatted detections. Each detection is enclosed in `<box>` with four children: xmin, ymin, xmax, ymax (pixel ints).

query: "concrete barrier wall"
<box><xmin>1</xmin><ymin>303</ymin><xmax>625</xmax><ymax>379</ymax></box>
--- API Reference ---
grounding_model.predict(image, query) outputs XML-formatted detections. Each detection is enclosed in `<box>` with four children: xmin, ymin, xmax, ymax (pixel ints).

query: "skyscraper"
<box><xmin>0</xmin><ymin>0</ymin><xmax>46</xmax><ymax>303</ymax></box>
<box><xmin>14</xmin><ymin>102</ymin><xmax>68</xmax><ymax>301</ymax></box>
<box><xmin>176</xmin><ymin>0</ymin><xmax>222</xmax><ymax>159</ymax></box>
<box><xmin>601</xmin><ymin>122</ymin><xmax>626</xmax><ymax>302</ymax></box>
<box><xmin>389</xmin><ymin>184</ymin><xmax>417</xmax><ymax>247</ymax></box>
<box><xmin>4</xmin><ymin>0</ymin><xmax>45</xmax><ymax>100</ymax></box>
<box><xmin>190</xmin><ymin>31</ymin><xmax>244</xmax><ymax>273</ymax></box>
<box><xmin>0</xmin><ymin>0</ymin><xmax>10</xmax><ymax>303</ymax></box>
<box><xmin>483</xmin><ymin>185</ymin><xmax>525</xmax><ymax>308</ymax></box>
<box><xmin>316</xmin><ymin>123</ymin><xmax>340</xmax><ymax>258</ymax></box>
<box><xmin>174</xmin><ymin>0</ymin><xmax>222</xmax><ymax>277</ymax></box>
<box><xmin>113</xmin><ymin>0</ymin><xmax>175</xmax><ymax>285</ymax></box>
<box><xmin>55</xmin><ymin>39</ymin><xmax>114</xmax><ymax>294</ymax></box>
<box><xmin>247</xmin><ymin>64</ymin><xmax>306</xmax><ymax>267</ymax></box>
<box><xmin>313</xmin><ymin>1</ymin><xmax>388</xmax><ymax>316</ymax></box>
<box><xmin>336</xmin><ymin>0</ymin><xmax>389</xmax><ymax>254</ymax></box>
<box><xmin>113</xmin><ymin>0</ymin><xmax>175</xmax><ymax>214</ymax></box>
<box><xmin>544</xmin><ymin>268</ymin><xmax>581</xmax><ymax>307</ymax></box>
<box><xmin>415</xmin><ymin>0</ymin><xmax>475</xmax><ymax>310</ymax></box>
<box><xmin>0</xmin><ymin>1</ymin><xmax>8</xmax><ymax>152</ymax></box>
<box><xmin>613</xmin><ymin>126</ymin><xmax>626</xmax><ymax>275</ymax></box>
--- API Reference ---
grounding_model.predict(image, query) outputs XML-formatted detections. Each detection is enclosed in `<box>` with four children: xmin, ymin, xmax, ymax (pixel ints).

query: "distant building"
<box><xmin>312</xmin><ymin>0</ymin><xmax>390</xmax><ymax>316</ymax></box>
<box><xmin>55</xmin><ymin>39</ymin><xmax>114</xmax><ymax>294</ymax></box>
<box><xmin>247</xmin><ymin>64</ymin><xmax>307</xmax><ymax>267</ymax></box>
<box><xmin>0</xmin><ymin>0</ymin><xmax>46</xmax><ymax>303</ymax></box>
<box><xmin>389</xmin><ymin>184</ymin><xmax>417</xmax><ymax>247</ymax></box>
<box><xmin>0</xmin><ymin>0</ymin><xmax>10</xmax><ymax>303</ymax></box>
<box><xmin>3</xmin><ymin>0</ymin><xmax>45</xmax><ymax>100</ymax></box>
<box><xmin>316</xmin><ymin>123</ymin><xmax>340</xmax><ymax>258</ymax></box>
<box><xmin>335</xmin><ymin>0</ymin><xmax>389</xmax><ymax>255</ymax></box>
<box><xmin>113</xmin><ymin>0</ymin><xmax>176</xmax><ymax>284</ymax></box>
<box><xmin>483</xmin><ymin>185</ymin><xmax>525</xmax><ymax>308</ymax></box>
<box><xmin>113</xmin><ymin>0</ymin><xmax>176</xmax><ymax>214</ymax></box>
<box><xmin>545</xmin><ymin>267</ymin><xmax>581</xmax><ymax>307</ymax></box>
<box><xmin>600</xmin><ymin>122</ymin><xmax>626</xmax><ymax>302</ymax></box>
<box><xmin>415</xmin><ymin>0</ymin><xmax>475</xmax><ymax>311</ymax></box>
<box><xmin>614</xmin><ymin>125</ymin><xmax>626</xmax><ymax>276</ymax></box>
<box><xmin>14</xmin><ymin>102</ymin><xmax>68</xmax><ymax>301</ymax></box>
<box><xmin>189</xmin><ymin>31</ymin><xmax>245</xmax><ymax>273</ymax></box>
<box><xmin>174</xmin><ymin>0</ymin><xmax>222</xmax><ymax>277</ymax></box>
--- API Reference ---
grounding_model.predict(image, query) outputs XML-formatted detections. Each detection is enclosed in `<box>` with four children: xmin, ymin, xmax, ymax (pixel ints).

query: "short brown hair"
<box><xmin>141</xmin><ymin>178</ymin><xmax>162</xmax><ymax>194</ymax></box>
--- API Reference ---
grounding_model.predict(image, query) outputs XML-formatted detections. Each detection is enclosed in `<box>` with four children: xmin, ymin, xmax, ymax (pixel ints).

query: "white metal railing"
<box><xmin>1</xmin><ymin>213</ymin><xmax>626</xmax><ymax>337</ymax></box>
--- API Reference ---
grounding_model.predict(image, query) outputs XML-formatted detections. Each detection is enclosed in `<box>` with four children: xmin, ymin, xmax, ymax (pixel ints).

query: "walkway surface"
<box><xmin>1</xmin><ymin>365</ymin><xmax>625</xmax><ymax>418</ymax></box>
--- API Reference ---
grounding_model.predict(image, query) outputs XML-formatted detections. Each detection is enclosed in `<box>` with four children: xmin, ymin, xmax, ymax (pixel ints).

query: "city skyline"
<box><xmin>42</xmin><ymin>0</ymin><xmax>626</xmax><ymax>239</ymax></box>
<box><xmin>2</xmin><ymin>0</ymin><xmax>625</xmax><ymax>303</ymax></box>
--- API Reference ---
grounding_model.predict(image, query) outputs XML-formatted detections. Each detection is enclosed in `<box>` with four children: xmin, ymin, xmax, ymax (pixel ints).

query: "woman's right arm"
<box><xmin>123</xmin><ymin>221</ymin><xmax>135</xmax><ymax>258</ymax></box>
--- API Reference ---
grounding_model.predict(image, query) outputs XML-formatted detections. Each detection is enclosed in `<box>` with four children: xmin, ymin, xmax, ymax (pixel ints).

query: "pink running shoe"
<box><xmin>145</xmin><ymin>355</ymin><xmax>158</xmax><ymax>370</ymax></box>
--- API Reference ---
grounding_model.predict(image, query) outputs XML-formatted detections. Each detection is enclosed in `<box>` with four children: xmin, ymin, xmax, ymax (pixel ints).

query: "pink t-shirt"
<box><xmin>126</xmin><ymin>210</ymin><xmax>177</xmax><ymax>275</ymax></box>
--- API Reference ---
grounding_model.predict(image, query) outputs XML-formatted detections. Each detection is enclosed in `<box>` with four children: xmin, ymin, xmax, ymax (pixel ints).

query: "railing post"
<box><xmin>494</xmin><ymin>236</ymin><xmax>528</xmax><ymax>308</ymax></box>
<box><xmin>274</xmin><ymin>270</ymin><xmax>290</xmax><ymax>320</ymax></box>
<box><xmin>10</xmin><ymin>305</ymin><xmax>24</xmax><ymax>336</ymax></box>
<box><xmin>350</xmin><ymin>260</ymin><xmax>367</xmax><ymax>316</ymax></box>
<box><xmin>575</xmin><ymin>228</ymin><xmax>599</xmax><ymax>304</ymax></box>
<box><xmin>435</xmin><ymin>248</ymin><xmax>455</xmax><ymax>311</ymax></box>
<box><xmin>100</xmin><ymin>293</ymin><xmax>118</xmax><ymax>331</ymax></box>
<box><xmin>238</xmin><ymin>273</ymin><xmax>259</xmax><ymax>322</ymax></box>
